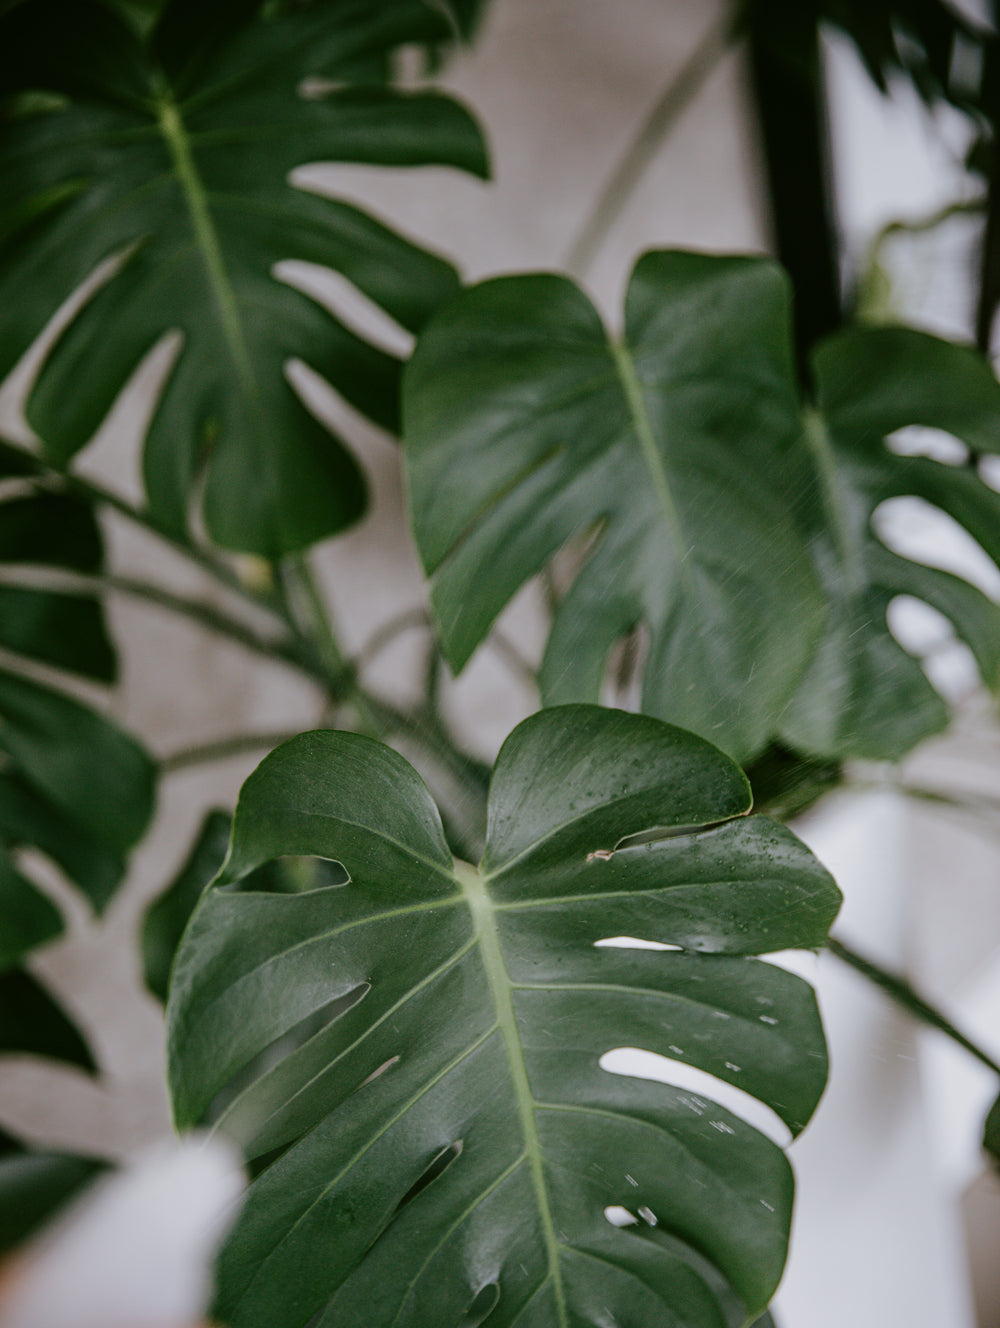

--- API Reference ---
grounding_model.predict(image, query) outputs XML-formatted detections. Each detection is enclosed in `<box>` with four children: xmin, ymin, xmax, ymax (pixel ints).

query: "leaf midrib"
<box><xmin>458</xmin><ymin>862</ymin><xmax>570</xmax><ymax>1328</ymax></box>
<box><xmin>801</xmin><ymin>406</ymin><xmax>865</xmax><ymax>592</ymax></box>
<box><xmin>153</xmin><ymin>81</ymin><xmax>257</xmax><ymax>393</ymax></box>
<box><xmin>610</xmin><ymin>340</ymin><xmax>688</xmax><ymax>566</ymax></box>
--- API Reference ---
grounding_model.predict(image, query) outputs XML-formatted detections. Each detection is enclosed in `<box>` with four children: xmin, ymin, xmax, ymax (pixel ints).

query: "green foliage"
<box><xmin>0</xmin><ymin>448</ymin><xmax>153</xmax><ymax>920</ymax></box>
<box><xmin>404</xmin><ymin>253</ymin><xmax>824</xmax><ymax>764</ymax></box>
<box><xmin>781</xmin><ymin>326</ymin><xmax>1000</xmax><ymax>758</ymax></box>
<box><xmin>168</xmin><ymin>707</ymin><xmax>840</xmax><ymax>1328</ymax></box>
<box><xmin>0</xmin><ymin>968</ymin><xmax>96</xmax><ymax>1074</ymax></box>
<box><xmin>405</xmin><ymin>253</ymin><xmax>1000</xmax><ymax>765</ymax></box>
<box><xmin>0</xmin><ymin>1128</ymin><xmax>108</xmax><ymax>1257</ymax></box>
<box><xmin>142</xmin><ymin>809</ymin><xmax>232</xmax><ymax>1002</ymax></box>
<box><xmin>0</xmin><ymin>0</ymin><xmax>487</xmax><ymax>556</ymax></box>
<box><xmin>4</xmin><ymin>2</ymin><xmax>1000</xmax><ymax>1322</ymax></box>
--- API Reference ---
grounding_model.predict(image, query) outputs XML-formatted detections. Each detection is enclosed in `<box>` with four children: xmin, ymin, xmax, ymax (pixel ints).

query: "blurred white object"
<box><xmin>0</xmin><ymin>1137</ymin><xmax>244</xmax><ymax>1328</ymax></box>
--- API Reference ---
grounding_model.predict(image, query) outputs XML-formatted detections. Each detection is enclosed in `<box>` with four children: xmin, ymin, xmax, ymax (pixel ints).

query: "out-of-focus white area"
<box><xmin>0</xmin><ymin>1138</ymin><xmax>244</xmax><ymax>1328</ymax></box>
<box><xmin>3</xmin><ymin>2</ymin><xmax>1000</xmax><ymax>1325</ymax></box>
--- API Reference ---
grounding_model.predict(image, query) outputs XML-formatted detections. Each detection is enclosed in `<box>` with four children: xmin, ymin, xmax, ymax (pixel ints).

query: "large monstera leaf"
<box><xmin>168</xmin><ymin>706</ymin><xmax>841</xmax><ymax>1328</ymax></box>
<box><xmin>0</xmin><ymin>0</ymin><xmax>487</xmax><ymax>556</ymax></box>
<box><xmin>403</xmin><ymin>251</ymin><xmax>825</xmax><ymax>764</ymax></box>
<box><xmin>779</xmin><ymin>325</ymin><xmax>1000</xmax><ymax>760</ymax></box>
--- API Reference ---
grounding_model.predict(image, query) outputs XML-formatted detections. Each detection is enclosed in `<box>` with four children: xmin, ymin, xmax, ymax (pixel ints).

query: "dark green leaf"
<box><xmin>0</xmin><ymin>848</ymin><xmax>63</xmax><ymax>969</ymax></box>
<box><xmin>142</xmin><ymin>809</ymin><xmax>231</xmax><ymax>1002</ymax></box>
<box><xmin>0</xmin><ymin>1136</ymin><xmax>108</xmax><ymax>1256</ymax></box>
<box><xmin>168</xmin><ymin>707</ymin><xmax>840</xmax><ymax>1328</ymax></box>
<box><xmin>0</xmin><ymin>668</ymin><xmax>155</xmax><ymax>856</ymax></box>
<box><xmin>403</xmin><ymin>251</ymin><xmax>825</xmax><ymax>763</ymax></box>
<box><xmin>0</xmin><ymin>587</ymin><xmax>115</xmax><ymax>682</ymax></box>
<box><xmin>0</xmin><ymin>0</ymin><xmax>488</xmax><ymax>557</ymax></box>
<box><xmin>143</xmin><ymin>809</ymin><xmax>354</xmax><ymax>1003</ymax></box>
<box><xmin>0</xmin><ymin>487</ymin><xmax>141</xmax><ymax>913</ymax></box>
<box><xmin>0</xmin><ymin>493</ymin><xmax>102</xmax><ymax>570</ymax></box>
<box><xmin>780</xmin><ymin>326</ymin><xmax>1000</xmax><ymax>759</ymax></box>
<box><xmin>0</xmin><ymin>967</ymin><xmax>96</xmax><ymax>1073</ymax></box>
<box><xmin>983</xmin><ymin>1091</ymin><xmax>1000</xmax><ymax>1168</ymax></box>
<box><xmin>0</xmin><ymin>771</ymin><xmax>125</xmax><ymax>915</ymax></box>
<box><xmin>0</xmin><ymin>492</ymin><xmax>115</xmax><ymax>681</ymax></box>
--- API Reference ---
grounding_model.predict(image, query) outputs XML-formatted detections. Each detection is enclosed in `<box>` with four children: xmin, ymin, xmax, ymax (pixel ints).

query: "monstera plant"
<box><xmin>3</xmin><ymin>0</ymin><xmax>1000</xmax><ymax>1324</ymax></box>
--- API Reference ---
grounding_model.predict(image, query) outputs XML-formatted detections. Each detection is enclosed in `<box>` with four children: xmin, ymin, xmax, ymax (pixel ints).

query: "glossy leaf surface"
<box><xmin>168</xmin><ymin>707</ymin><xmax>840</xmax><ymax>1327</ymax></box>
<box><xmin>0</xmin><ymin>0</ymin><xmax>487</xmax><ymax>556</ymax></box>
<box><xmin>780</xmin><ymin>326</ymin><xmax>1000</xmax><ymax>759</ymax></box>
<box><xmin>403</xmin><ymin>251</ymin><xmax>824</xmax><ymax>762</ymax></box>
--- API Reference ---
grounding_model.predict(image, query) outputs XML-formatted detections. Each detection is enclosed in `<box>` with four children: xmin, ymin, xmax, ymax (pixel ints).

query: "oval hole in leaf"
<box><xmin>599</xmin><ymin>1048</ymin><xmax>792</xmax><ymax>1148</ymax></box>
<box><xmin>392</xmin><ymin>1139</ymin><xmax>463</xmax><ymax>1218</ymax></box>
<box><xmin>885</xmin><ymin>425</ymin><xmax>970</xmax><ymax>465</ymax></box>
<box><xmin>239</xmin><ymin>855</ymin><xmax>350</xmax><ymax>894</ymax></box>
<box><xmin>205</xmin><ymin>983</ymin><xmax>371</xmax><ymax>1124</ymax></box>
<box><xmin>873</xmin><ymin>495</ymin><xmax>1000</xmax><ymax>600</ymax></box>
<box><xmin>457</xmin><ymin>1280</ymin><xmax>501</xmax><ymax>1327</ymax></box>
<box><xmin>594</xmin><ymin>936</ymin><xmax>683</xmax><ymax>952</ymax></box>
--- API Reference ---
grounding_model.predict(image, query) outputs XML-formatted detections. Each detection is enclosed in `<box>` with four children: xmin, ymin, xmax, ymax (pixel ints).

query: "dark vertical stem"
<box><xmin>976</xmin><ymin>43</ymin><xmax>1000</xmax><ymax>353</ymax></box>
<box><xmin>828</xmin><ymin>937</ymin><xmax>1000</xmax><ymax>1076</ymax></box>
<box><xmin>745</xmin><ymin>3</ymin><xmax>843</xmax><ymax>371</ymax></box>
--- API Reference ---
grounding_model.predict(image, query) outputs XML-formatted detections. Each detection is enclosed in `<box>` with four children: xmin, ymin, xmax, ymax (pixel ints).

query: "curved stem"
<box><xmin>355</xmin><ymin>606</ymin><xmax>430</xmax><ymax>671</ymax></box>
<box><xmin>8</xmin><ymin>438</ymin><xmax>292</xmax><ymax>624</ymax></box>
<box><xmin>564</xmin><ymin>4</ymin><xmax>743</xmax><ymax>280</ymax></box>
<box><xmin>160</xmin><ymin>729</ymin><xmax>307</xmax><ymax>773</ymax></box>
<box><xmin>282</xmin><ymin>552</ymin><xmax>348</xmax><ymax>677</ymax></box>
<box><xmin>0</xmin><ymin>437</ymin><xmax>493</xmax><ymax>804</ymax></box>
<box><xmin>827</xmin><ymin>935</ymin><xmax>1000</xmax><ymax>1077</ymax></box>
<box><xmin>0</xmin><ymin>565</ymin><xmax>323</xmax><ymax>679</ymax></box>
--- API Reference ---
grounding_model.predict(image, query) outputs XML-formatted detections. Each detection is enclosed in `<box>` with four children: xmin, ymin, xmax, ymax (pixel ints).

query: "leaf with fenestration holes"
<box><xmin>779</xmin><ymin>326</ymin><xmax>1000</xmax><ymax>759</ymax></box>
<box><xmin>168</xmin><ymin>706</ymin><xmax>840</xmax><ymax>1328</ymax></box>
<box><xmin>0</xmin><ymin>0</ymin><xmax>487</xmax><ymax>556</ymax></box>
<box><xmin>402</xmin><ymin>251</ymin><xmax>825</xmax><ymax>763</ymax></box>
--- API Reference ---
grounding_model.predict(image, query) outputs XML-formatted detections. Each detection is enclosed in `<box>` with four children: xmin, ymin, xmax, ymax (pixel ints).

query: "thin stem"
<box><xmin>354</xmin><ymin>607</ymin><xmax>430</xmax><ymax>673</ymax></box>
<box><xmin>564</xmin><ymin>4</ymin><xmax>742</xmax><ymax>279</ymax></box>
<box><xmin>746</xmin><ymin>1</ymin><xmax>842</xmax><ymax>367</ymax></box>
<box><xmin>2</xmin><ymin>432</ymin><xmax>293</xmax><ymax>626</ymax></box>
<box><xmin>160</xmin><ymin>729</ymin><xmax>307</xmax><ymax>773</ymax></box>
<box><xmin>0</xmin><ymin>565</ymin><xmax>323</xmax><ymax>679</ymax></box>
<box><xmin>0</xmin><ymin>436</ymin><xmax>495</xmax><ymax>810</ymax></box>
<box><xmin>827</xmin><ymin>935</ymin><xmax>1000</xmax><ymax>1076</ymax></box>
<box><xmin>279</xmin><ymin>552</ymin><xmax>396</xmax><ymax>741</ymax></box>
<box><xmin>282</xmin><ymin>552</ymin><xmax>348</xmax><ymax>676</ymax></box>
